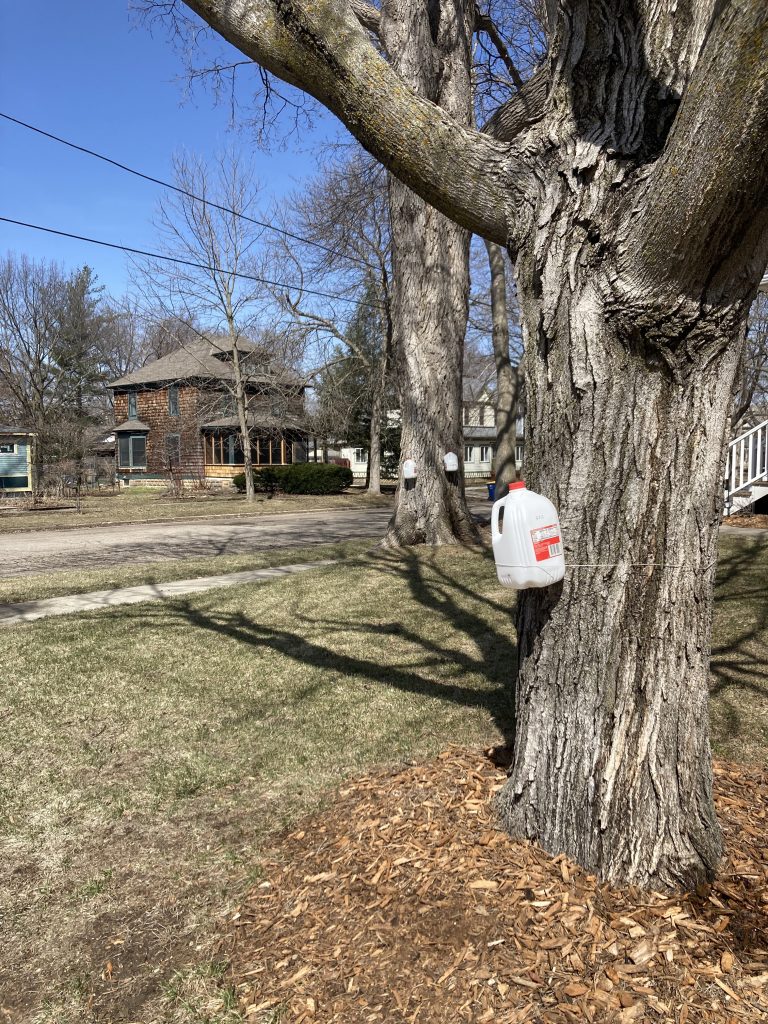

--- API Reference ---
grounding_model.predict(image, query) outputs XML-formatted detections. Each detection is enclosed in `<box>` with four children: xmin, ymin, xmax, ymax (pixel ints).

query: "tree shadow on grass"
<box><xmin>709</xmin><ymin>536</ymin><xmax>768</xmax><ymax>750</ymax></box>
<box><xmin>150</xmin><ymin>546</ymin><xmax>519</xmax><ymax>746</ymax></box>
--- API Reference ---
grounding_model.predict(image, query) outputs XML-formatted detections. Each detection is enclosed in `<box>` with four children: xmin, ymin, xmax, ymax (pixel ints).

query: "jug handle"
<box><xmin>491</xmin><ymin>495</ymin><xmax>503</xmax><ymax>543</ymax></box>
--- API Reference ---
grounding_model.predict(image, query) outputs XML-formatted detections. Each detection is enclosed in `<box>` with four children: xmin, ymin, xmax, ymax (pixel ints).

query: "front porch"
<box><xmin>202</xmin><ymin>429</ymin><xmax>307</xmax><ymax>479</ymax></box>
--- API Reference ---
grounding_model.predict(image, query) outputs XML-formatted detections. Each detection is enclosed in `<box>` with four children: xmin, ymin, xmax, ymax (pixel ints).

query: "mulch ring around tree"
<box><xmin>725</xmin><ymin>514</ymin><xmax>768</xmax><ymax>529</ymax></box>
<box><xmin>224</xmin><ymin>748</ymin><xmax>768</xmax><ymax>1023</ymax></box>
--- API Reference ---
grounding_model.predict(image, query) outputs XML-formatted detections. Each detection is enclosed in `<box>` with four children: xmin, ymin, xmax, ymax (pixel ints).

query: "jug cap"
<box><xmin>509</xmin><ymin>481</ymin><xmax>525</xmax><ymax>490</ymax></box>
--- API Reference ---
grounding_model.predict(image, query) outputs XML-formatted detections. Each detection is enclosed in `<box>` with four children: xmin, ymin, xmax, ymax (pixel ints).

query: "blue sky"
<box><xmin>0</xmin><ymin>2</ymin><xmax>340</xmax><ymax>298</ymax></box>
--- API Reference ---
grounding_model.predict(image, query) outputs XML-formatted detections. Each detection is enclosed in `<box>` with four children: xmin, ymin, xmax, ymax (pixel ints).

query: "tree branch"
<box><xmin>620</xmin><ymin>1</ymin><xmax>768</xmax><ymax>306</ymax></box>
<box><xmin>349</xmin><ymin>0</ymin><xmax>380</xmax><ymax>37</ymax></box>
<box><xmin>179</xmin><ymin>0</ymin><xmax>536</xmax><ymax>246</ymax></box>
<box><xmin>474</xmin><ymin>10</ymin><xmax>524</xmax><ymax>91</ymax></box>
<box><xmin>482</xmin><ymin>63</ymin><xmax>547</xmax><ymax>141</ymax></box>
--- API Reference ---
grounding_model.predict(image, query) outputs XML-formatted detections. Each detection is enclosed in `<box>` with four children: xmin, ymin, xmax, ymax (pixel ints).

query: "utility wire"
<box><xmin>0</xmin><ymin>112</ymin><xmax>526</xmax><ymax>312</ymax></box>
<box><xmin>0</xmin><ymin>111</ymin><xmax>378</xmax><ymax>272</ymax></box>
<box><xmin>6</xmin><ymin>111</ymin><xmax>764</xmax><ymax>303</ymax></box>
<box><xmin>0</xmin><ymin>216</ymin><xmax>385</xmax><ymax>310</ymax></box>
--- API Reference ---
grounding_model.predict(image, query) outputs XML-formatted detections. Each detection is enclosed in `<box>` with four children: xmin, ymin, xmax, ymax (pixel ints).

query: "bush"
<box><xmin>280</xmin><ymin>463</ymin><xmax>353</xmax><ymax>494</ymax></box>
<box><xmin>232</xmin><ymin>463</ymin><xmax>353</xmax><ymax>495</ymax></box>
<box><xmin>233</xmin><ymin>467</ymin><xmax>285</xmax><ymax>494</ymax></box>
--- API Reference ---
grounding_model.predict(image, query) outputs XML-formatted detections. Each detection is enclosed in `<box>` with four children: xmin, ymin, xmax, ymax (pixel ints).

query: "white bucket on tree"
<box><xmin>491</xmin><ymin>481</ymin><xmax>565</xmax><ymax>588</ymax></box>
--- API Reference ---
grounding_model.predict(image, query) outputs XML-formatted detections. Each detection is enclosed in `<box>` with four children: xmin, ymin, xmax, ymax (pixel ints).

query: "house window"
<box><xmin>353</xmin><ymin>448</ymin><xmax>368</xmax><ymax>464</ymax></box>
<box><xmin>465</xmin><ymin>446</ymin><xmax>474</xmax><ymax>463</ymax></box>
<box><xmin>165</xmin><ymin>433</ymin><xmax>181</xmax><ymax>467</ymax></box>
<box><xmin>168</xmin><ymin>385</ymin><xmax>180</xmax><ymax>417</ymax></box>
<box><xmin>205</xmin><ymin>433</ymin><xmax>245</xmax><ymax>466</ymax></box>
<box><xmin>118</xmin><ymin>434</ymin><xmax>147</xmax><ymax>469</ymax></box>
<box><xmin>515</xmin><ymin>444</ymin><xmax>524</xmax><ymax>464</ymax></box>
<box><xmin>0</xmin><ymin>443</ymin><xmax>15</xmax><ymax>454</ymax></box>
<box><xmin>480</xmin><ymin>445</ymin><xmax>492</xmax><ymax>463</ymax></box>
<box><xmin>127</xmin><ymin>392</ymin><xmax>138</xmax><ymax>418</ymax></box>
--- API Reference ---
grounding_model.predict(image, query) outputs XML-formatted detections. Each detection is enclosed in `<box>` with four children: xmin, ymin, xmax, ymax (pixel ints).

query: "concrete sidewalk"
<box><xmin>0</xmin><ymin>560</ymin><xmax>335</xmax><ymax>627</ymax></box>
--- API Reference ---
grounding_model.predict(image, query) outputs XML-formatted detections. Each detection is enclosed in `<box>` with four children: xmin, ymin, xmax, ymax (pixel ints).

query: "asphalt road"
<box><xmin>0</xmin><ymin>507</ymin><xmax>406</xmax><ymax>578</ymax></box>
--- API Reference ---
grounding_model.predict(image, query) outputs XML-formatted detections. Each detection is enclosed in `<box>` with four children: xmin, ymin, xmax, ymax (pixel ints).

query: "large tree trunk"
<box><xmin>380</xmin><ymin>0</ymin><xmax>477</xmax><ymax>546</ymax></box>
<box><xmin>485</xmin><ymin>240</ymin><xmax>519</xmax><ymax>495</ymax></box>
<box><xmin>496</xmin><ymin>243</ymin><xmax>746</xmax><ymax>887</ymax></box>
<box><xmin>180</xmin><ymin>0</ymin><xmax>768</xmax><ymax>890</ymax></box>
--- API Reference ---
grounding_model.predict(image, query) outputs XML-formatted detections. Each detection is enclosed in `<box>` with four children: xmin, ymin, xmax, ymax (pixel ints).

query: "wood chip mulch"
<box><xmin>725</xmin><ymin>514</ymin><xmax>768</xmax><ymax>529</ymax></box>
<box><xmin>225</xmin><ymin>749</ymin><xmax>768</xmax><ymax>1023</ymax></box>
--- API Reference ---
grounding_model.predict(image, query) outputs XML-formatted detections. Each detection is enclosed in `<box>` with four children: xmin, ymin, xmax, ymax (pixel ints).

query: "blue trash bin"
<box><xmin>487</xmin><ymin>482</ymin><xmax>496</xmax><ymax>501</ymax></box>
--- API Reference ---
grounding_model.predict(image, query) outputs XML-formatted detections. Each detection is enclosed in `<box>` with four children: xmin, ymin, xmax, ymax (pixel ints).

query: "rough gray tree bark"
<box><xmin>177</xmin><ymin>0</ymin><xmax>768</xmax><ymax>888</ymax></box>
<box><xmin>365</xmin><ymin>292</ymin><xmax>391</xmax><ymax>496</ymax></box>
<box><xmin>484</xmin><ymin>240</ymin><xmax>519</xmax><ymax>495</ymax></box>
<box><xmin>379</xmin><ymin>0</ymin><xmax>477</xmax><ymax>544</ymax></box>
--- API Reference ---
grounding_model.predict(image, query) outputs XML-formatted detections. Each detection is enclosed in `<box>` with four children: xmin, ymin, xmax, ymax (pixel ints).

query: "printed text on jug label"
<box><xmin>531</xmin><ymin>524</ymin><xmax>562</xmax><ymax>562</ymax></box>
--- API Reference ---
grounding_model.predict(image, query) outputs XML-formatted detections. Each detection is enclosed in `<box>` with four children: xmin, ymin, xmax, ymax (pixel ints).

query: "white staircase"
<box><xmin>723</xmin><ymin>419</ymin><xmax>768</xmax><ymax>516</ymax></box>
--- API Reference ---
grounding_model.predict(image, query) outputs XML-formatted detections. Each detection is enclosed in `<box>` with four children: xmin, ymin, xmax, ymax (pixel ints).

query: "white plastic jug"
<box><xmin>491</xmin><ymin>481</ymin><xmax>565</xmax><ymax>589</ymax></box>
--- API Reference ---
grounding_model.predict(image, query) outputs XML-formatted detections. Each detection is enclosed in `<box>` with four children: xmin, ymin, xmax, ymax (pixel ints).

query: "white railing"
<box><xmin>724</xmin><ymin>419</ymin><xmax>768</xmax><ymax>502</ymax></box>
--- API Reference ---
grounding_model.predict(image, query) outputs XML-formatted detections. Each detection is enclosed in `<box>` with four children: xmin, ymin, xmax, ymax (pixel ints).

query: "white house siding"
<box><xmin>0</xmin><ymin>432</ymin><xmax>34</xmax><ymax>492</ymax></box>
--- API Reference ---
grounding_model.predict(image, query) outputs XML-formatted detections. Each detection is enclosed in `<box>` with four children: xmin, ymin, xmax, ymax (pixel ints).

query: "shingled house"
<box><xmin>107</xmin><ymin>338</ymin><xmax>308</xmax><ymax>485</ymax></box>
<box><xmin>462</xmin><ymin>375</ymin><xmax>524</xmax><ymax>478</ymax></box>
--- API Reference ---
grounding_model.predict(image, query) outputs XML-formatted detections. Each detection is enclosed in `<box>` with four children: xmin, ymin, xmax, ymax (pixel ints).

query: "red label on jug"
<box><xmin>531</xmin><ymin>524</ymin><xmax>562</xmax><ymax>561</ymax></box>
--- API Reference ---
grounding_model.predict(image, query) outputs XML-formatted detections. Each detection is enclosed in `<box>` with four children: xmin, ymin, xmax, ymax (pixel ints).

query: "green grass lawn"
<box><xmin>0</xmin><ymin>535</ymin><xmax>765</xmax><ymax>1023</ymax></box>
<box><xmin>0</xmin><ymin>486</ymin><xmax>391</xmax><ymax>533</ymax></box>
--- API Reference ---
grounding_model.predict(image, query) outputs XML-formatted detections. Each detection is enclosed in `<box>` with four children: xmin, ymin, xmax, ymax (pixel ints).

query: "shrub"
<box><xmin>280</xmin><ymin>463</ymin><xmax>353</xmax><ymax>494</ymax></box>
<box><xmin>233</xmin><ymin>467</ymin><xmax>286</xmax><ymax>494</ymax></box>
<box><xmin>232</xmin><ymin>463</ymin><xmax>353</xmax><ymax>495</ymax></box>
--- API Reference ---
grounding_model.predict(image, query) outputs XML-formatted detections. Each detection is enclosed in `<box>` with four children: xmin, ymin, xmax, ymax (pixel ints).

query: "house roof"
<box><xmin>207</xmin><ymin>337</ymin><xmax>262</xmax><ymax>359</ymax></box>
<box><xmin>0</xmin><ymin>425</ymin><xmax>35</xmax><ymax>435</ymax></box>
<box><xmin>463</xmin><ymin>425</ymin><xmax>497</xmax><ymax>441</ymax></box>
<box><xmin>202</xmin><ymin>412</ymin><xmax>306</xmax><ymax>432</ymax></box>
<box><xmin>114</xmin><ymin>419</ymin><xmax>150</xmax><ymax>432</ymax></box>
<box><xmin>109</xmin><ymin>338</ymin><xmax>303</xmax><ymax>389</ymax></box>
<box><xmin>463</xmin><ymin>376</ymin><xmax>495</xmax><ymax>403</ymax></box>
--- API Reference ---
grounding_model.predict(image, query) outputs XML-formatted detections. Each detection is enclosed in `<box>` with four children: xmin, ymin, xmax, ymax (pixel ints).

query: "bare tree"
<box><xmin>272</xmin><ymin>153</ymin><xmax>394</xmax><ymax>494</ymax></box>
<box><xmin>162</xmin><ymin>0</ymin><xmax>768</xmax><ymax>888</ymax></box>
<box><xmin>483</xmin><ymin>240</ymin><xmax>520</xmax><ymax>494</ymax></box>
<box><xmin>379</xmin><ymin>0</ymin><xmax>477</xmax><ymax>545</ymax></box>
<box><xmin>0</xmin><ymin>255</ymin><xmax>107</xmax><ymax>480</ymax></box>
<box><xmin>466</xmin><ymin>237</ymin><xmax>524</xmax><ymax>493</ymax></box>
<box><xmin>134</xmin><ymin>151</ymin><xmax>270</xmax><ymax>501</ymax></box>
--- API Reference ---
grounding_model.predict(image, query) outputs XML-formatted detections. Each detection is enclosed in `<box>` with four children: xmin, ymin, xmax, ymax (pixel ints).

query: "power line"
<box><xmin>8</xmin><ymin>111</ymin><xmax>764</xmax><ymax>304</ymax></box>
<box><xmin>0</xmin><ymin>216</ymin><xmax>384</xmax><ymax>310</ymax></box>
<box><xmin>0</xmin><ymin>110</ymin><xmax>378</xmax><ymax>272</ymax></box>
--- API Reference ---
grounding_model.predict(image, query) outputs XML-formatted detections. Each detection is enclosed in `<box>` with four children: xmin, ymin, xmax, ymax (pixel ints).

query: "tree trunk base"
<box><xmin>381</xmin><ymin>479</ymin><xmax>478</xmax><ymax>546</ymax></box>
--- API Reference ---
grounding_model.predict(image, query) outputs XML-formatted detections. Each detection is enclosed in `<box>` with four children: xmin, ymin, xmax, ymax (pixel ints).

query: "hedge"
<box><xmin>233</xmin><ymin>463</ymin><xmax>354</xmax><ymax>495</ymax></box>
